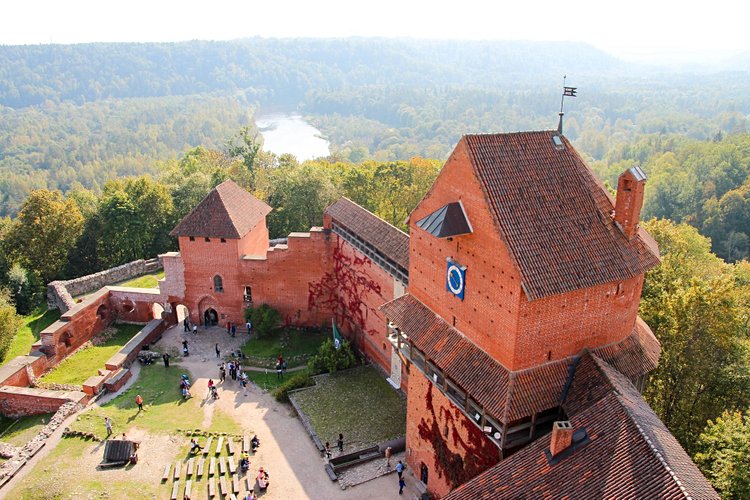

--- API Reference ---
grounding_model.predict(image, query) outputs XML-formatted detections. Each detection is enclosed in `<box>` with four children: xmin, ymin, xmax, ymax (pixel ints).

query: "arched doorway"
<box><xmin>176</xmin><ymin>304</ymin><xmax>190</xmax><ymax>323</ymax></box>
<box><xmin>204</xmin><ymin>308</ymin><xmax>218</xmax><ymax>326</ymax></box>
<box><xmin>152</xmin><ymin>303</ymin><xmax>165</xmax><ymax>320</ymax></box>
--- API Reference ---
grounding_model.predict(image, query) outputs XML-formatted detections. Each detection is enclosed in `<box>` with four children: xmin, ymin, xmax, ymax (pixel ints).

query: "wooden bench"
<box><xmin>170</xmin><ymin>480</ymin><xmax>179</xmax><ymax>500</ymax></box>
<box><xmin>162</xmin><ymin>463</ymin><xmax>171</xmax><ymax>482</ymax></box>
<box><xmin>173</xmin><ymin>460</ymin><xmax>181</xmax><ymax>480</ymax></box>
<box><xmin>208</xmin><ymin>477</ymin><xmax>216</xmax><ymax>497</ymax></box>
<box><xmin>184</xmin><ymin>479</ymin><xmax>192</xmax><ymax>500</ymax></box>
<box><xmin>187</xmin><ymin>457</ymin><xmax>194</xmax><ymax>477</ymax></box>
<box><xmin>227</xmin><ymin>437</ymin><xmax>235</xmax><ymax>455</ymax></box>
<box><xmin>219</xmin><ymin>475</ymin><xmax>228</xmax><ymax>496</ymax></box>
<box><xmin>219</xmin><ymin>456</ymin><xmax>227</xmax><ymax>475</ymax></box>
<box><xmin>209</xmin><ymin>456</ymin><xmax>216</xmax><ymax>476</ymax></box>
<box><xmin>203</xmin><ymin>436</ymin><xmax>213</xmax><ymax>456</ymax></box>
<box><xmin>245</xmin><ymin>476</ymin><xmax>253</xmax><ymax>493</ymax></box>
<box><xmin>215</xmin><ymin>436</ymin><xmax>224</xmax><ymax>455</ymax></box>
<box><xmin>242</xmin><ymin>434</ymin><xmax>250</xmax><ymax>453</ymax></box>
<box><xmin>232</xmin><ymin>474</ymin><xmax>240</xmax><ymax>494</ymax></box>
<box><xmin>196</xmin><ymin>457</ymin><xmax>204</xmax><ymax>478</ymax></box>
<box><xmin>228</xmin><ymin>455</ymin><xmax>237</xmax><ymax>474</ymax></box>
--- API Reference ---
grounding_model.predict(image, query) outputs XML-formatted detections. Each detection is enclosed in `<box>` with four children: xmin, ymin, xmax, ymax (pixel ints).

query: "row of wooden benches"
<box><xmin>163</xmin><ymin>453</ymin><xmax>249</xmax><ymax>482</ymax></box>
<box><xmin>196</xmin><ymin>435</ymin><xmax>251</xmax><ymax>456</ymax></box>
<box><xmin>169</xmin><ymin>473</ymin><xmax>254</xmax><ymax>500</ymax></box>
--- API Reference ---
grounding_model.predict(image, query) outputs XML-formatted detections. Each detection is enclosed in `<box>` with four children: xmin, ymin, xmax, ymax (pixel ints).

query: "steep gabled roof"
<box><xmin>325</xmin><ymin>198</ymin><xmax>410</xmax><ymax>271</ymax></box>
<box><xmin>170</xmin><ymin>180</ymin><xmax>271</xmax><ymax>239</ymax></box>
<box><xmin>462</xmin><ymin>131</ymin><xmax>660</xmax><ymax>300</ymax></box>
<box><xmin>446</xmin><ymin>353</ymin><xmax>718</xmax><ymax>500</ymax></box>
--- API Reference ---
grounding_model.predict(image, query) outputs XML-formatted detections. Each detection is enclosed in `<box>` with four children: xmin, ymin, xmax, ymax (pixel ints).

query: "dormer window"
<box><xmin>214</xmin><ymin>275</ymin><xmax>223</xmax><ymax>293</ymax></box>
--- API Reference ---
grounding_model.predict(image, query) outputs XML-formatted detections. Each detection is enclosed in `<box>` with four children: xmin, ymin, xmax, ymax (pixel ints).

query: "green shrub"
<box><xmin>308</xmin><ymin>338</ymin><xmax>356</xmax><ymax>375</ymax></box>
<box><xmin>244</xmin><ymin>304</ymin><xmax>281</xmax><ymax>339</ymax></box>
<box><xmin>272</xmin><ymin>371</ymin><xmax>314</xmax><ymax>402</ymax></box>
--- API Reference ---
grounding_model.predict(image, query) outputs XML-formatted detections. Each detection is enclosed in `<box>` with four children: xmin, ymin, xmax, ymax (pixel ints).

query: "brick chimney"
<box><xmin>614</xmin><ymin>166</ymin><xmax>647</xmax><ymax>240</ymax></box>
<box><xmin>550</xmin><ymin>421</ymin><xmax>574</xmax><ymax>457</ymax></box>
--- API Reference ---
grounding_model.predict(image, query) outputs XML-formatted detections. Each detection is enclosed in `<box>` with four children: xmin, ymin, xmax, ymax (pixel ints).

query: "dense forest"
<box><xmin>2</xmin><ymin>38</ymin><xmax>750</xmax><ymax>496</ymax></box>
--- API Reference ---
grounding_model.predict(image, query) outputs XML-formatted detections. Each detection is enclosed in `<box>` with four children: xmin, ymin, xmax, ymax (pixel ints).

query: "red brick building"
<box><xmin>158</xmin><ymin>131</ymin><xmax>716</xmax><ymax>498</ymax></box>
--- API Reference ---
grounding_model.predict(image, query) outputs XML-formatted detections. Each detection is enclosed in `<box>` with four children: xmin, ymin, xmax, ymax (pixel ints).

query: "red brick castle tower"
<box><xmin>380</xmin><ymin>131</ymin><xmax>710</xmax><ymax>497</ymax></box>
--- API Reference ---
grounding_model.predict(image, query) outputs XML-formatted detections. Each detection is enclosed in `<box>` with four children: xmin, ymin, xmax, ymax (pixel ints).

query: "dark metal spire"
<box><xmin>557</xmin><ymin>75</ymin><xmax>577</xmax><ymax>135</ymax></box>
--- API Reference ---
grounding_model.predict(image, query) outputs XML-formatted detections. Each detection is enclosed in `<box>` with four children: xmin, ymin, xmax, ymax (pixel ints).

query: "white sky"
<box><xmin>2</xmin><ymin>0</ymin><xmax>748</xmax><ymax>62</ymax></box>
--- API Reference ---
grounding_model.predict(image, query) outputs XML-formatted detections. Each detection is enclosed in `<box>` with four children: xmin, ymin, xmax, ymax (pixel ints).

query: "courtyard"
<box><xmin>2</xmin><ymin>322</ymin><xmax>419</xmax><ymax>499</ymax></box>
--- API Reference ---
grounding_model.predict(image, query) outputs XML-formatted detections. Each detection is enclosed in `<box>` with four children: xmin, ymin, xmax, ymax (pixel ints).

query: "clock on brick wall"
<box><xmin>446</xmin><ymin>259</ymin><xmax>467</xmax><ymax>300</ymax></box>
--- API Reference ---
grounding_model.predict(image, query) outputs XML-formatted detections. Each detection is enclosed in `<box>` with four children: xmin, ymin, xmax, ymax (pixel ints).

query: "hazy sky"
<box><xmin>3</xmin><ymin>0</ymin><xmax>748</xmax><ymax>62</ymax></box>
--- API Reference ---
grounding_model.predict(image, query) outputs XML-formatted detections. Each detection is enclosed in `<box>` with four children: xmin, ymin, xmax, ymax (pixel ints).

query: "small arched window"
<box><xmin>214</xmin><ymin>275</ymin><xmax>224</xmax><ymax>293</ymax></box>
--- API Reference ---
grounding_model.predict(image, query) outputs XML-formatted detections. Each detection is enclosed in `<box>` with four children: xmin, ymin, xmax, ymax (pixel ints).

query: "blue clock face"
<box><xmin>446</xmin><ymin>261</ymin><xmax>466</xmax><ymax>299</ymax></box>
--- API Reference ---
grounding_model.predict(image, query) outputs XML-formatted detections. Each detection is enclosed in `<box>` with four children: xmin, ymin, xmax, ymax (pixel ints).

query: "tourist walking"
<box><xmin>337</xmin><ymin>433</ymin><xmax>344</xmax><ymax>453</ymax></box>
<box><xmin>216</xmin><ymin>343</ymin><xmax>221</xmax><ymax>358</ymax></box>
<box><xmin>162</xmin><ymin>352</ymin><xmax>170</xmax><ymax>368</ymax></box>
<box><xmin>183</xmin><ymin>318</ymin><xmax>189</xmax><ymax>332</ymax></box>
<box><xmin>385</xmin><ymin>446</ymin><xmax>392</xmax><ymax>468</ymax></box>
<box><xmin>396</xmin><ymin>460</ymin><xmax>405</xmax><ymax>479</ymax></box>
<box><xmin>135</xmin><ymin>394</ymin><xmax>143</xmax><ymax>411</ymax></box>
<box><xmin>105</xmin><ymin>416</ymin><xmax>112</xmax><ymax>437</ymax></box>
<box><xmin>231</xmin><ymin>324</ymin><xmax>236</xmax><ymax>337</ymax></box>
<box><xmin>193</xmin><ymin>324</ymin><xmax>198</xmax><ymax>334</ymax></box>
<box><xmin>219</xmin><ymin>363</ymin><xmax>226</xmax><ymax>383</ymax></box>
<box><xmin>399</xmin><ymin>477</ymin><xmax>406</xmax><ymax>495</ymax></box>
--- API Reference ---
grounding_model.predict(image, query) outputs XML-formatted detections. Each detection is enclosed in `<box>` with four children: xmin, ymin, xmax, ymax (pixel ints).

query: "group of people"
<box><xmin>324</xmin><ymin>433</ymin><xmax>345</xmax><ymax>459</ymax></box>
<box><xmin>179</xmin><ymin>374</ymin><xmax>192</xmax><ymax>399</ymax></box>
<box><xmin>219</xmin><ymin>360</ymin><xmax>250</xmax><ymax>389</ymax></box>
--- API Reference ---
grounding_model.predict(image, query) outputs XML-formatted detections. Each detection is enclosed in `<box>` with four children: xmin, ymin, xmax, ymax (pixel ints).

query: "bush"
<box><xmin>7</xmin><ymin>263</ymin><xmax>43</xmax><ymax>315</ymax></box>
<box><xmin>308</xmin><ymin>338</ymin><xmax>356</xmax><ymax>375</ymax></box>
<box><xmin>244</xmin><ymin>304</ymin><xmax>281</xmax><ymax>339</ymax></box>
<box><xmin>272</xmin><ymin>371</ymin><xmax>314</xmax><ymax>402</ymax></box>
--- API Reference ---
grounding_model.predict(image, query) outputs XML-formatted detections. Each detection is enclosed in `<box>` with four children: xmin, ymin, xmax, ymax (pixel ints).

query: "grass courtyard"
<box><xmin>292</xmin><ymin>365</ymin><xmax>406</xmax><ymax>450</ymax></box>
<box><xmin>0</xmin><ymin>413</ymin><xmax>54</xmax><ymax>447</ymax></box>
<box><xmin>116</xmin><ymin>270</ymin><xmax>165</xmax><ymax>289</ymax></box>
<box><xmin>69</xmin><ymin>363</ymin><xmax>240</xmax><ymax>438</ymax></box>
<box><xmin>8</xmin><ymin>363</ymin><xmax>246</xmax><ymax>499</ymax></box>
<box><xmin>41</xmin><ymin>323</ymin><xmax>143</xmax><ymax>386</ymax></box>
<box><xmin>241</xmin><ymin>327</ymin><xmax>328</xmax><ymax>368</ymax></box>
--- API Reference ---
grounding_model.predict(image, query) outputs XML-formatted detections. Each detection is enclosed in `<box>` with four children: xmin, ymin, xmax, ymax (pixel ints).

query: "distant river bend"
<box><xmin>255</xmin><ymin>114</ymin><xmax>330</xmax><ymax>161</ymax></box>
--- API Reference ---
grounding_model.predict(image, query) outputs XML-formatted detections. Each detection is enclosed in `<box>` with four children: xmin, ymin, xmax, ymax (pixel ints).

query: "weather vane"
<box><xmin>557</xmin><ymin>75</ymin><xmax>577</xmax><ymax>134</ymax></box>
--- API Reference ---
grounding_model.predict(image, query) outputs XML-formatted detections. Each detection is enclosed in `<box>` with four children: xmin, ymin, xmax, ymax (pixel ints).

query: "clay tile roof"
<box><xmin>446</xmin><ymin>353</ymin><xmax>719</xmax><ymax>500</ymax></box>
<box><xmin>463</xmin><ymin>131</ymin><xmax>660</xmax><ymax>301</ymax></box>
<box><xmin>325</xmin><ymin>198</ymin><xmax>410</xmax><ymax>271</ymax></box>
<box><xmin>381</xmin><ymin>294</ymin><xmax>574</xmax><ymax>423</ymax></box>
<box><xmin>170</xmin><ymin>180</ymin><xmax>271</xmax><ymax>239</ymax></box>
<box><xmin>592</xmin><ymin>316</ymin><xmax>660</xmax><ymax>382</ymax></box>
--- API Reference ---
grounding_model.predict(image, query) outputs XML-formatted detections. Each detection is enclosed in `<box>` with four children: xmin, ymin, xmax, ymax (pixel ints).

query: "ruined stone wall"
<box><xmin>47</xmin><ymin>258</ymin><xmax>162</xmax><ymax>312</ymax></box>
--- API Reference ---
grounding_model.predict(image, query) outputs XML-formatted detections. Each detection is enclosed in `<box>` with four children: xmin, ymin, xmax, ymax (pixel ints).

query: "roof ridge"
<box><xmin>334</xmin><ymin>197</ymin><xmax>409</xmax><ymax>237</ymax></box>
<box><xmin>591</xmin><ymin>355</ymin><xmax>692</xmax><ymax>499</ymax></box>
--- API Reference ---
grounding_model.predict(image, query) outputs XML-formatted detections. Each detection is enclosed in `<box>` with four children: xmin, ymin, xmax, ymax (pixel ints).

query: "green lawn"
<box><xmin>0</xmin><ymin>413</ymin><xmax>53</xmax><ymax>447</ymax></box>
<box><xmin>1</xmin><ymin>306</ymin><xmax>60</xmax><ymax>365</ymax></box>
<box><xmin>116</xmin><ymin>270</ymin><xmax>165</xmax><ymax>289</ymax></box>
<box><xmin>245</xmin><ymin>367</ymin><xmax>309</xmax><ymax>391</ymax></box>
<box><xmin>292</xmin><ymin>365</ymin><xmax>406</xmax><ymax>450</ymax></box>
<box><xmin>70</xmin><ymin>363</ymin><xmax>239</xmax><ymax>438</ymax></box>
<box><xmin>42</xmin><ymin>324</ymin><xmax>143</xmax><ymax>385</ymax></box>
<box><xmin>241</xmin><ymin>328</ymin><xmax>328</xmax><ymax>368</ymax></box>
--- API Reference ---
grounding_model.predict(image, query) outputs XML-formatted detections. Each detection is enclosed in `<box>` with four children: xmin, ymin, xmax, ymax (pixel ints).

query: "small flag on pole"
<box><xmin>563</xmin><ymin>86</ymin><xmax>577</xmax><ymax>97</ymax></box>
<box><xmin>332</xmin><ymin>319</ymin><xmax>342</xmax><ymax>349</ymax></box>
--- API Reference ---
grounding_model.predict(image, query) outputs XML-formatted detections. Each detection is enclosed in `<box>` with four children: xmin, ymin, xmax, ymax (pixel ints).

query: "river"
<box><xmin>255</xmin><ymin>113</ymin><xmax>330</xmax><ymax>161</ymax></box>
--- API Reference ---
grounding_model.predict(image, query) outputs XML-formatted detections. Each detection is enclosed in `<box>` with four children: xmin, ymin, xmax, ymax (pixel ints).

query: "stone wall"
<box><xmin>0</xmin><ymin>386</ymin><xmax>87</xmax><ymax>417</ymax></box>
<box><xmin>47</xmin><ymin>258</ymin><xmax>162</xmax><ymax>312</ymax></box>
